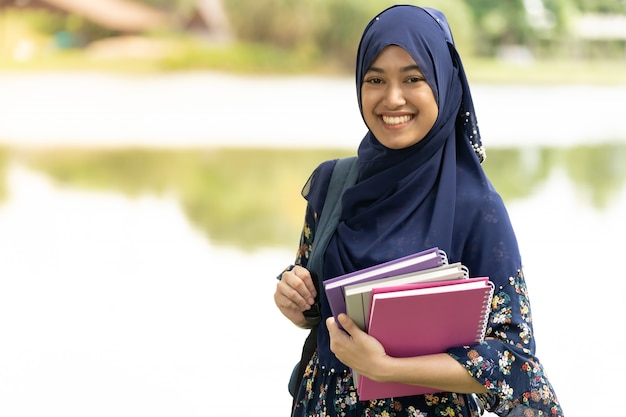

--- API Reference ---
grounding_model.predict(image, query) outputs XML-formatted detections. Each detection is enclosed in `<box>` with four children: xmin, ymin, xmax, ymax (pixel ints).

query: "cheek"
<box><xmin>429</xmin><ymin>105</ymin><xmax>439</xmax><ymax>124</ymax></box>
<box><xmin>360</xmin><ymin>96</ymin><xmax>378</xmax><ymax>125</ymax></box>
<box><xmin>420</xmin><ymin>93</ymin><xmax>439</xmax><ymax>124</ymax></box>
<box><xmin>360</xmin><ymin>92</ymin><xmax>374</xmax><ymax>113</ymax></box>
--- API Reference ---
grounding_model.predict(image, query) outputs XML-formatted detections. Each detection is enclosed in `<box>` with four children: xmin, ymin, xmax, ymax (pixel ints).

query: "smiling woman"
<box><xmin>360</xmin><ymin>46</ymin><xmax>439</xmax><ymax>150</ymax></box>
<box><xmin>275</xmin><ymin>5</ymin><xmax>562</xmax><ymax>417</ymax></box>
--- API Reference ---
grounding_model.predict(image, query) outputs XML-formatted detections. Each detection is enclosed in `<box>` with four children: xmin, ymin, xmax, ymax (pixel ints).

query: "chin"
<box><xmin>379</xmin><ymin>137</ymin><xmax>423</xmax><ymax>150</ymax></box>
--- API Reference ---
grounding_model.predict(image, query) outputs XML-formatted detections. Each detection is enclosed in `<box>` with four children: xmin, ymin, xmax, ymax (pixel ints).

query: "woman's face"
<box><xmin>361</xmin><ymin>45</ymin><xmax>438</xmax><ymax>150</ymax></box>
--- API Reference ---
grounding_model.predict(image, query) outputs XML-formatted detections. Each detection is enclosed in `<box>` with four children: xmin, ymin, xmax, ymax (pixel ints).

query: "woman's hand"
<box><xmin>327</xmin><ymin>314</ymin><xmax>389</xmax><ymax>381</ymax></box>
<box><xmin>329</xmin><ymin>314</ymin><xmax>490</xmax><ymax>392</ymax></box>
<box><xmin>274</xmin><ymin>266</ymin><xmax>318</xmax><ymax>328</ymax></box>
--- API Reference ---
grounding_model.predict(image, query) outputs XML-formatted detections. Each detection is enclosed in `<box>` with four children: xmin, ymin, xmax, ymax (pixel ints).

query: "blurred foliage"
<box><xmin>159</xmin><ymin>40</ymin><xmax>337</xmax><ymax>74</ymax></box>
<box><xmin>0</xmin><ymin>8</ymin><xmax>116</xmax><ymax>50</ymax></box>
<box><xmin>466</xmin><ymin>0</ymin><xmax>530</xmax><ymax>56</ymax></box>
<box><xmin>137</xmin><ymin>0</ymin><xmax>197</xmax><ymax>16</ymax></box>
<box><xmin>1</xmin><ymin>0</ymin><xmax>626</xmax><ymax>76</ymax></box>
<box><xmin>570</xmin><ymin>0</ymin><xmax>626</xmax><ymax>13</ymax></box>
<box><xmin>563</xmin><ymin>144</ymin><xmax>626</xmax><ymax>208</ymax></box>
<box><xmin>20</xmin><ymin>147</ymin><xmax>352</xmax><ymax>250</ymax></box>
<box><xmin>482</xmin><ymin>147</ymin><xmax>555</xmax><ymax>202</ymax></box>
<box><xmin>222</xmin><ymin>0</ymin><xmax>476</xmax><ymax>69</ymax></box>
<box><xmin>10</xmin><ymin>144</ymin><xmax>626</xmax><ymax>250</ymax></box>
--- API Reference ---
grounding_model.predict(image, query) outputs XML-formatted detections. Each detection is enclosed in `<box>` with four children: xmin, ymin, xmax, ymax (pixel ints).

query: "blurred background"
<box><xmin>0</xmin><ymin>0</ymin><xmax>625</xmax><ymax>416</ymax></box>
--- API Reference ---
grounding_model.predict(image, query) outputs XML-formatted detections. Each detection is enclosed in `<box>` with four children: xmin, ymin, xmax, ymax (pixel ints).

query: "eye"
<box><xmin>406</xmin><ymin>76</ymin><xmax>425</xmax><ymax>83</ymax></box>
<box><xmin>364</xmin><ymin>77</ymin><xmax>384</xmax><ymax>85</ymax></box>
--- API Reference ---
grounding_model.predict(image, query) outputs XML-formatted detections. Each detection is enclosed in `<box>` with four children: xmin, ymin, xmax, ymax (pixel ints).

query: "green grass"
<box><xmin>1</xmin><ymin>35</ymin><xmax>626</xmax><ymax>85</ymax></box>
<box><xmin>0</xmin><ymin>37</ymin><xmax>345</xmax><ymax>75</ymax></box>
<box><xmin>463</xmin><ymin>57</ymin><xmax>626</xmax><ymax>85</ymax></box>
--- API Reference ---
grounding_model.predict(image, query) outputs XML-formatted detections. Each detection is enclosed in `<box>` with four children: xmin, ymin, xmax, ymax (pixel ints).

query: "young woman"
<box><xmin>274</xmin><ymin>5</ymin><xmax>563</xmax><ymax>417</ymax></box>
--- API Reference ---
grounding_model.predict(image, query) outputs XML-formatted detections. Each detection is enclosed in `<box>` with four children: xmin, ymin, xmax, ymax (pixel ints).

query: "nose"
<box><xmin>384</xmin><ymin>83</ymin><xmax>406</xmax><ymax>108</ymax></box>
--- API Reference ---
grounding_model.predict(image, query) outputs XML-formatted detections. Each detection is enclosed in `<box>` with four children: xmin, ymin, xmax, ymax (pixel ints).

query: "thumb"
<box><xmin>337</xmin><ymin>313</ymin><xmax>357</xmax><ymax>335</ymax></box>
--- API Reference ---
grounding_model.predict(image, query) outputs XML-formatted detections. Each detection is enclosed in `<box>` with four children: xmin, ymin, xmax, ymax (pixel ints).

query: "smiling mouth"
<box><xmin>382</xmin><ymin>114</ymin><xmax>413</xmax><ymax>125</ymax></box>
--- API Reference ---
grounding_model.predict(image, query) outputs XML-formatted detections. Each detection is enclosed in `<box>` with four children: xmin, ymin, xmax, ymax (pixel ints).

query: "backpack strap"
<box><xmin>289</xmin><ymin>156</ymin><xmax>358</xmax><ymax>401</ymax></box>
<box><xmin>307</xmin><ymin>156</ymin><xmax>359</xmax><ymax>280</ymax></box>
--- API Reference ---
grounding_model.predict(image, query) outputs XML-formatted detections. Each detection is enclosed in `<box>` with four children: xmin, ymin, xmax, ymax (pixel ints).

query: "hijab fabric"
<box><xmin>331</xmin><ymin>4</ymin><xmax>486</xmax><ymax>271</ymax></box>
<box><xmin>307</xmin><ymin>5</ymin><xmax>505</xmax><ymax>370</ymax></box>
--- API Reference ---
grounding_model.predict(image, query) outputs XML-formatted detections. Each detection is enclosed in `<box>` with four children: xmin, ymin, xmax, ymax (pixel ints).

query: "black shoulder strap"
<box><xmin>289</xmin><ymin>156</ymin><xmax>358</xmax><ymax>401</ymax></box>
<box><xmin>306</xmin><ymin>156</ymin><xmax>359</xmax><ymax>280</ymax></box>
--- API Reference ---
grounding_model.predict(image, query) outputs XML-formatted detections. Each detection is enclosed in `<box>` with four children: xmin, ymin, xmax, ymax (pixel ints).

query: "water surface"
<box><xmin>0</xmin><ymin>72</ymin><xmax>624</xmax><ymax>416</ymax></box>
<box><xmin>0</xmin><ymin>155</ymin><xmax>623</xmax><ymax>416</ymax></box>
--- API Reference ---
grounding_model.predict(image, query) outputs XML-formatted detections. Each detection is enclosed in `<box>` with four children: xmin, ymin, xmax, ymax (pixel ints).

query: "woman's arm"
<box><xmin>327</xmin><ymin>313</ymin><xmax>487</xmax><ymax>394</ymax></box>
<box><xmin>445</xmin><ymin>191</ymin><xmax>563</xmax><ymax>416</ymax></box>
<box><xmin>274</xmin><ymin>202</ymin><xmax>318</xmax><ymax>328</ymax></box>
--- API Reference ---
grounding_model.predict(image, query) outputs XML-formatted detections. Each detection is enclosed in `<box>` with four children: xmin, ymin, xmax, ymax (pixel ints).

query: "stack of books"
<box><xmin>323</xmin><ymin>247</ymin><xmax>494</xmax><ymax>400</ymax></box>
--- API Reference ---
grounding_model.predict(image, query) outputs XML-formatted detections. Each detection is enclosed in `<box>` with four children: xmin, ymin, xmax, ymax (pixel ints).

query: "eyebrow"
<box><xmin>366</xmin><ymin>64</ymin><xmax>423</xmax><ymax>73</ymax></box>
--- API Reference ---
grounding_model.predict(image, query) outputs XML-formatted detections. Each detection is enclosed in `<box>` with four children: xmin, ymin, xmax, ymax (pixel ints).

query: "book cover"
<box><xmin>324</xmin><ymin>247</ymin><xmax>448</xmax><ymax>325</ymax></box>
<box><xmin>346</xmin><ymin>264</ymin><xmax>469</xmax><ymax>389</ymax></box>
<box><xmin>344</xmin><ymin>262</ymin><xmax>469</xmax><ymax>331</ymax></box>
<box><xmin>356</xmin><ymin>277</ymin><xmax>494</xmax><ymax>401</ymax></box>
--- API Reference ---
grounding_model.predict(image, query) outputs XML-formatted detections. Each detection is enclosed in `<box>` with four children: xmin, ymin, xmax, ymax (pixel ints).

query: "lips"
<box><xmin>381</xmin><ymin>114</ymin><xmax>413</xmax><ymax>125</ymax></box>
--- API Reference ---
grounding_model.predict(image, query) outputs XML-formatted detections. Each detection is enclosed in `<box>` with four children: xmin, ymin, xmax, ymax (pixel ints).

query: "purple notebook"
<box><xmin>323</xmin><ymin>247</ymin><xmax>448</xmax><ymax>326</ymax></box>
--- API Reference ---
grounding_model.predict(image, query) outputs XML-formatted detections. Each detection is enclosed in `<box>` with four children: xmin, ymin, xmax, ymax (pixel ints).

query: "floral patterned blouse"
<box><xmin>282</xmin><ymin>203</ymin><xmax>564</xmax><ymax>417</ymax></box>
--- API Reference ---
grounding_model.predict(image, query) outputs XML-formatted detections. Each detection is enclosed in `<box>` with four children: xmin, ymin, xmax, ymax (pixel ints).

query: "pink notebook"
<box><xmin>357</xmin><ymin>277</ymin><xmax>494</xmax><ymax>401</ymax></box>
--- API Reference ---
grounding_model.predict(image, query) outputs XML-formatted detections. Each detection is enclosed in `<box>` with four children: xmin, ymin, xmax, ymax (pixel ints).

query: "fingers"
<box><xmin>274</xmin><ymin>266</ymin><xmax>320</xmax><ymax>328</ymax></box>
<box><xmin>291</xmin><ymin>266</ymin><xmax>318</xmax><ymax>300</ymax></box>
<box><xmin>327</xmin><ymin>315</ymin><xmax>353</xmax><ymax>360</ymax></box>
<box><xmin>337</xmin><ymin>313</ymin><xmax>357</xmax><ymax>335</ymax></box>
<box><xmin>327</xmin><ymin>315</ymin><xmax>339</xmax><ymax>333</ymax></box>
<box><xmin>275</xmin><ymin>266</ymin><xmax>317</xmax><ymax>311</ymax></box>
<box><xmin>327</xmin><ymin>315</ymin><xmax>354</xmax><ymax>341</ymax></box>
<box><xmin>327</xmin><ymin>314</ymin><xmax>386</xmax><ymax>376</ymax></box>
<box><xmin>327</xmin><ymin>315</ymin><xmax>342</xmax><ymax>348</ymax></box>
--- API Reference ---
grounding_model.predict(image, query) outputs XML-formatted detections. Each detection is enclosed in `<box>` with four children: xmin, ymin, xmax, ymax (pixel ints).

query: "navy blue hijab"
<box><xmin>307</xmin><ymin>5</ymin><xmax>519</xmax><ymax>369</ymax></box>
<box><xmin>328</xmin><ymin>5</ymin><xmax>488</xmax><ymax>271</ymax></box>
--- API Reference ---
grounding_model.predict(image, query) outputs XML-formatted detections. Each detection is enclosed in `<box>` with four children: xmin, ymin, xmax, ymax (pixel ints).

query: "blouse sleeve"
<box><xmin>448</xmin><ymin>269</ymin><xmax>563</xmax><ymax>416</ymax></box>
<box><xmin>447</xmin><ymin>192</ymin><xmax>564</xmax><ymax>416</ymax></box>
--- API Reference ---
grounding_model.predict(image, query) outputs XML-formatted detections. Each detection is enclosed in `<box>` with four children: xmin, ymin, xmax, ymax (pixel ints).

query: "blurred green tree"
<box><xmin>570</xmin><ymin>0</ymin><xmax>626</xmax><ymax>13</ymax></box>
<box><xmin>465</xmin><ymin>0</ymin><xmax>531</xmax><ymax>56</ymax></box>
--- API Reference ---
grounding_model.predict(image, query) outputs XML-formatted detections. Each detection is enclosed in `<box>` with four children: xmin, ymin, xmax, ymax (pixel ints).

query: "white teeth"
<box><xmin>382</xmin><ymin>115</ymin><xmax>412</xmax><ymax>125</ymax></box>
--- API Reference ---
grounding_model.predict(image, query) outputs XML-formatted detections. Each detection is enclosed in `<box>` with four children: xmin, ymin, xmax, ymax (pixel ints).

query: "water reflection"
<box><xmin>0</xmin><ymin>145</ymin><xmax>624</xmax><ymax>416</ymax></box>
<box><xmin>0</xmin><ymin>164</ymin><xmax>301</xmax><ymax>416</ymax></box>
<box><xmin>3</xmin><ymin>144</ymin><xmax>626</xmax><ymax>248</ymax></box>
<box><xmin>481</xmin><ymin>144</ymin><xmax>626</xmax><ymax>209</ymax></box>
<box><xmin>0</xmin><ymin>147</ymin><xmax>9</xmax><ymax>201</ymax></box>
<box><xmin>562</xmin><ymin>144</ymin><xmax>626</xmax><ymax>208</ymax></box>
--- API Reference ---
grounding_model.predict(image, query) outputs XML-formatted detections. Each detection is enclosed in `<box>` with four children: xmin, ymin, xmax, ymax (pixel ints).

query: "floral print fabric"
<box><xmin>284</xmin><ymin>204</ymin><xmax>564</xmax><ymax>417</ymax></box>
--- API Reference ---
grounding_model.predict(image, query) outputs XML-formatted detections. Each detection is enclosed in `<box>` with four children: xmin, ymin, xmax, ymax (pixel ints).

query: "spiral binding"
<box><xmin>437</xmin><ymin>249</ymin><xmax>449</xmax><ymax>266</ymax></box>
<box><xmin>460</xmin><ymin>264</ymin><xmax>470</xmax><ymax>277</ymax></box>
<box><xmin>476</xmin><ymin>281</ymin><xmax>495</xmax><ymax>343</ymax></box>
